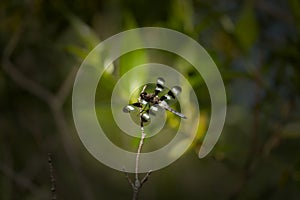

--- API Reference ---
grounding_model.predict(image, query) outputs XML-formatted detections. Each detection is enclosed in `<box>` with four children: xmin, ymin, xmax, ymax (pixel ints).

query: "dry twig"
<box><xmin>125</xmin><ymin>85</ymin><xmax>152</xmax><ymax>200</ymax></box>
<box><xmin>2</xmin><ymin>24</ymin><xmax>94</xmax><ymax>200</ymax></box>
<box><xmin>48</xmin><ymin>153</ymin><xmax>57</xmax><ymax>200</ymax></box>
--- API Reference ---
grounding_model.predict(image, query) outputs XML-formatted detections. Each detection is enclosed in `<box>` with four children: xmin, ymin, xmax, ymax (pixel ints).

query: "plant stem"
<box><xmin>135</xmin><ymin>126</ymin><xmax>145</xmax><ymax>181</ymax></box>
<box><xmin>129</xmin><ymin>85</ymin><xmax>151</xmax><ymax>200</ymax></box>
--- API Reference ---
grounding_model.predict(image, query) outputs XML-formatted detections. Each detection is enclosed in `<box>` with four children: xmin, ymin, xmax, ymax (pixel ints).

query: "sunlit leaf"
<box><xmin>168</xmin><ymin>0</ymin><xmax>194</xmax><ymax>34</ymax></box>
<box><xmin>118</xmin><ymin>13</ymin><xmax>148</xmax><ymax>99</ymax></box>
<box><xmin>67</xmin><ymin>14</ymin><xmax>100</xmax><ymax>50</ymax></box>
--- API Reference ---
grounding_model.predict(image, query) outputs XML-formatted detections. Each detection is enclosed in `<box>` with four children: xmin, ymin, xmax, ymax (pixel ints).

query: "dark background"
<box><xmin>1</xmin><ymin>0</ymin><xmax>300</xmax><ymax>199</ymax></box>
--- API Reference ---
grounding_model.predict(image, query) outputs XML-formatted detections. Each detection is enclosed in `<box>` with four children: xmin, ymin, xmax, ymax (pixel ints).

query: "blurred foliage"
<box><xmin>1</xmin><ymin>0</ymin><xmax>300</xmax><ymax>200</ymax></box>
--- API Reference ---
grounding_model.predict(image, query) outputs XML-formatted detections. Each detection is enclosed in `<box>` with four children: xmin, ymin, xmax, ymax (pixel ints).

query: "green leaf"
<box><xmin>64</xmin><ymin>45</ymin><xmax>89</xmax><ymax>59</ymax></box>
<box><xmin>120</xmin><ymin>12</ymin><xmax>148</xmax><ymax>76</ymax></box>
<box><xmin>235</xmin><ymin>3</ymin><xmax>259</xmax><ymax>51</ymax></box>
<box><xmin>118</xmin><ymin>13</ymin><xmax>148</xmax><ymax>98</ymax></box>
<box><xmin>67</xmin><ymin>14</ymin><xmax>100</xmax><ymax>50</ymax></box>
<box><xmin>168</xmin><ymin>0</ymin><xmax>194</xmax><ymax>34</ymax></box>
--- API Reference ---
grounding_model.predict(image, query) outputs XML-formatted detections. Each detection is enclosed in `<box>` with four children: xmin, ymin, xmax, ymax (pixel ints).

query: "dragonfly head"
<box><xmin>140</xmin><ymin>92</ymin><xmax>147</xmax><ymax>98</ymax></box>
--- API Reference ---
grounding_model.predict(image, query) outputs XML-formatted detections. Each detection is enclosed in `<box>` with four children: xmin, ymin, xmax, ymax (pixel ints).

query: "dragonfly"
<box><xmin>123</xmin><ymin>77</ymin><xmax>187</xmax><ymax>124</ymax></box>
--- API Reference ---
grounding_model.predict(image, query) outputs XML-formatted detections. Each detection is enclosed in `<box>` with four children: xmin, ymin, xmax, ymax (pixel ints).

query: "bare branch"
<box><xmin>129</xmin><ymin>84</ymin><xmax>152</xmax><ymax>200</ymax></box>
<box><xmin>3</xmin><ymin>61</ymin><xmax>55</xmax><ymax>104</ymax></box>
<box><xmin>135</xmin><ymin>127</ymin><xmax>145</xmax><ymax>181</ymax></box>
<box><xmin>2</xmin><ymin>26</ymin><xmax>55</xmax><ymax>105</ymax></box>
<box><xmin>141</xmin><ymin>170</ymin><xmax>152</xmax><ymax>186</ymax></box>
<box><xmin>1</xmin><ymin>24</ymin><xmax>95</xmax><ymax>200</ymax></box>
<box><xmin>123</xmin><ymin>169</ymin><xmax>134</xmax><ymax>189</ymax></box>
<box><xmin>0</xmin><ymin>163</ymin><xmax>47</xmax><ymax>198</ymax></box>
<box><xmin>56</xmin><ymin>66</ymin><xmax>79</xmax><ymax>107</ymax></box>
<box><xmin>135</xmin><ymin>84</ymin><xmax>148</xmax><ymax>181</ymax></box>
<box><xmin>48</xmin><ymin>153</ymin><xmax>57</xmax><ymax>200</ymax></box>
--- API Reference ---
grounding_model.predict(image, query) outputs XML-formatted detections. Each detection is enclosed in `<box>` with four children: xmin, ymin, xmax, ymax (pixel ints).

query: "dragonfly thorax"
<box><xmin>140</xmin><ymin>92</ymin><xmax>159</xmax><ymax>104</ymax></box>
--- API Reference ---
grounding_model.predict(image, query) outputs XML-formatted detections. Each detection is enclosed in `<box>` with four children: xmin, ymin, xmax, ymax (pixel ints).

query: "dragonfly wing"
<box><xmin>158</xmin><ymin>101</ymin><xmax>187</xmax><ymax>119</ymax></box>
<box><xmin>155</xmin><ymin>77</ymin><xmax>165</xmax><ymax>95</ymax></box>
<box><xmin>160</xmin><ymin>86</ymin><xmax>182</xmax><ymax>103</ymax></box>
<box><xmin>123</xmin><ymin>105</ymin><xmax>136</xmax><ymax>113</ymax></box>
<box><xmin>123</xmin><ymin>102</ymin><xmax>142</xmax><ymax>113</ymax></box>
<box><xmin>141</xmin><ymin>113</ymin><xmax>150</xmax><ymax>122</ymax></box>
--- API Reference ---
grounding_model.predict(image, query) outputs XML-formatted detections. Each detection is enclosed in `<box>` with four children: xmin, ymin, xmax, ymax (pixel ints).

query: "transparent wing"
<box><xmin>122</xmin><ymin>103</ymin><xmax>142</xmax><ymax>113</ymax></box>
<box><xmin>155</xmin><ymin>77</ymin><xmax>165</xmax><ymax>95</ymax></box>
<box><xmin>158</xmin><ymin>101</ymin><xmax>187</xmax><ymax>119</ymax></box>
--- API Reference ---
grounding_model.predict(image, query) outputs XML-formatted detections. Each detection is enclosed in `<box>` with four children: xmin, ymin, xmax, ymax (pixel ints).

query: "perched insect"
<box><xmin>123</xmin><ymin>77</ymin><xmax>187</xmax><ymax>123</ymax></box>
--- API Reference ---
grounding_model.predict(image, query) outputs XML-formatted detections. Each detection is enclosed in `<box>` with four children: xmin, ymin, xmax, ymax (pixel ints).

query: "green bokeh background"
<box><xmin>1</xmin><ymin>0</ymin><xmax>300</xmax><ymax>199</ymax></box>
